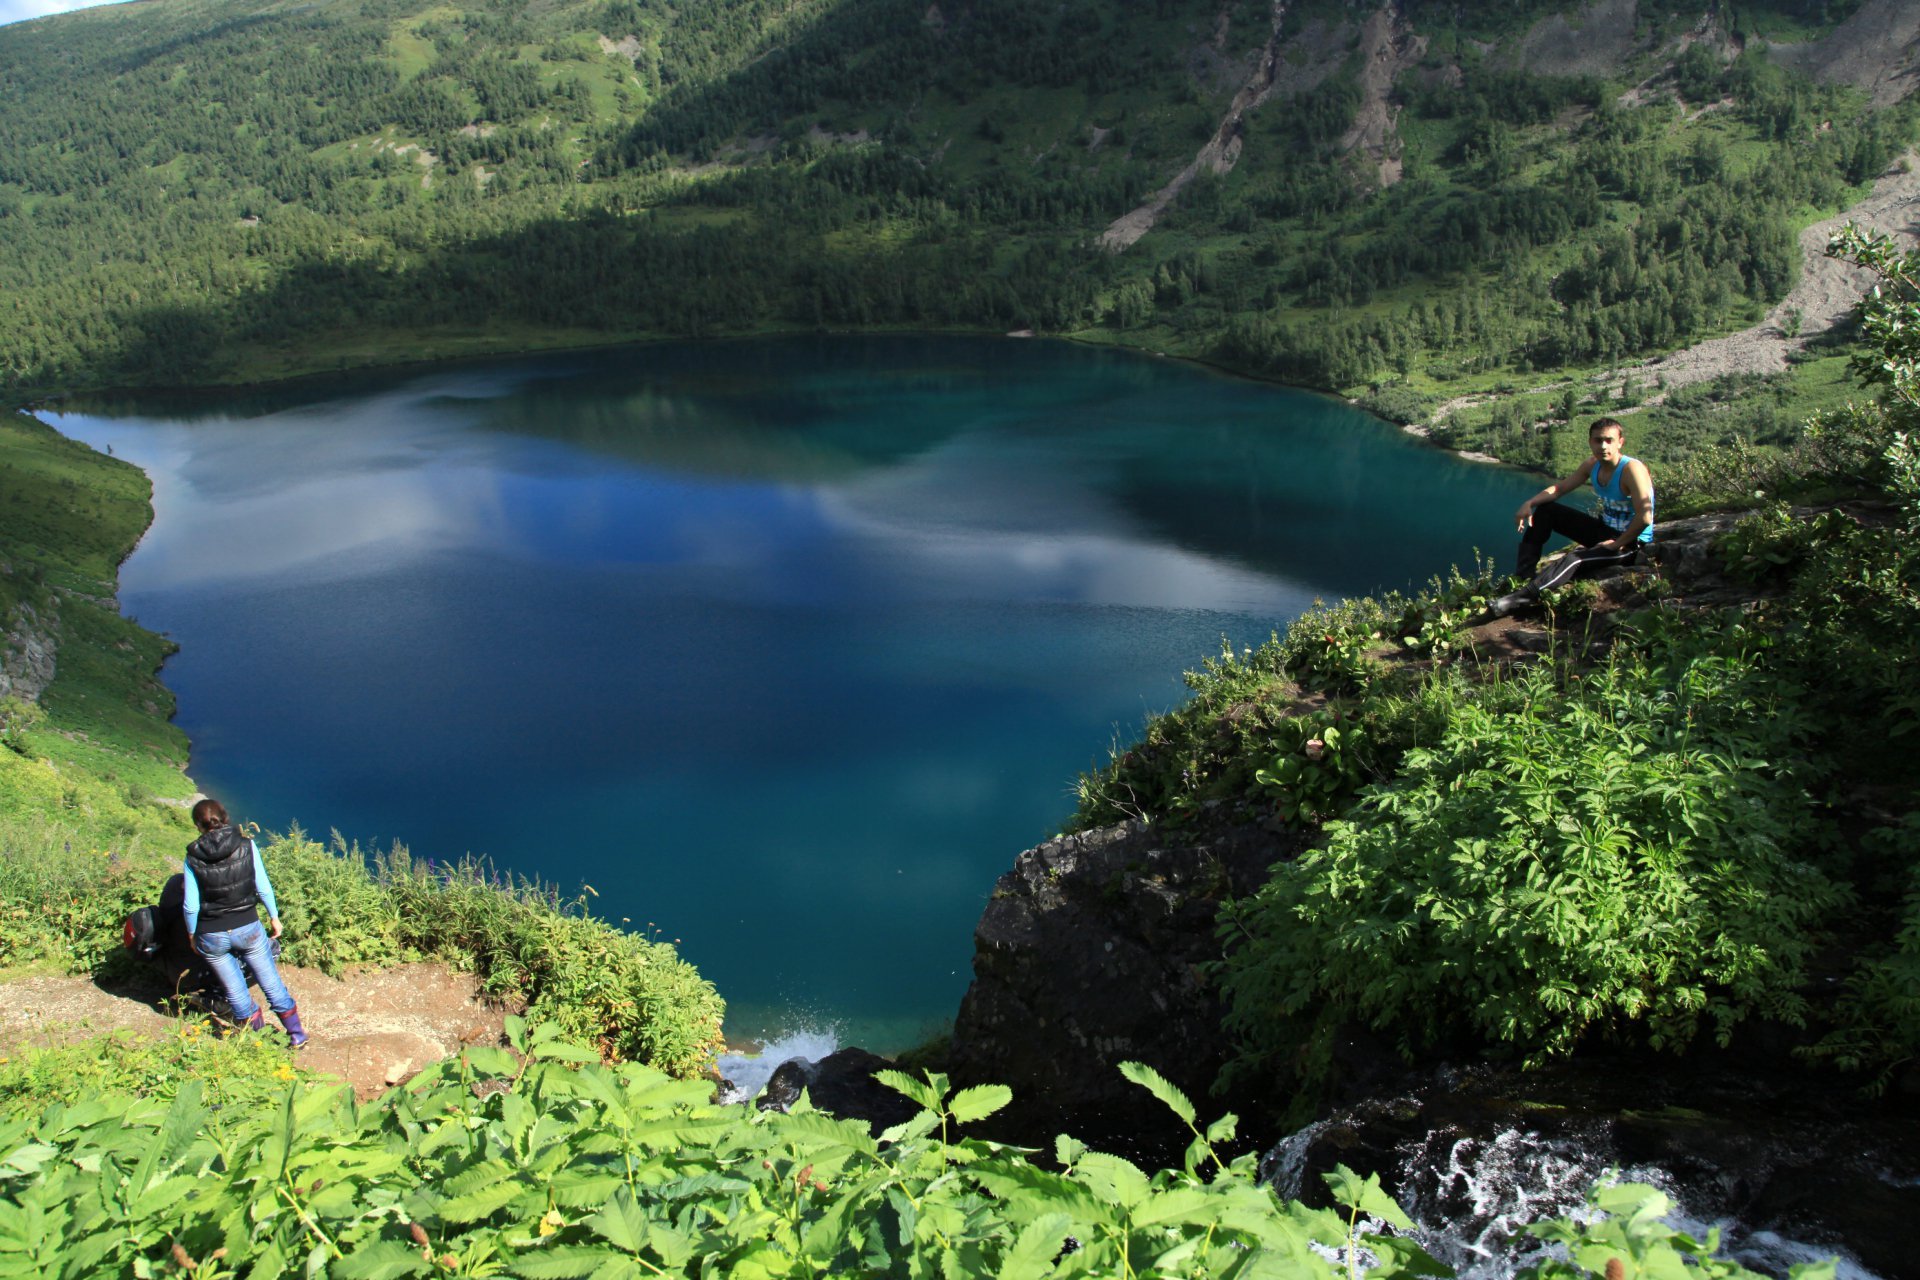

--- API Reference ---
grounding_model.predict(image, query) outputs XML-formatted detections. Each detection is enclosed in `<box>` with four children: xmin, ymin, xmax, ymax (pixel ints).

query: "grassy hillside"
<box><xmin>0</xmin><ymin>0</ymin><xmax>1912</xmax><ymax>489</ymax></box>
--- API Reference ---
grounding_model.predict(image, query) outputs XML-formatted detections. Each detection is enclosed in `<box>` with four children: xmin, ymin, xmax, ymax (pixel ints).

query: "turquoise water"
<box><xmin>54</xmin><ymin>335</ymin><xmax>1537</xmax><ymax>1047</ymax></box>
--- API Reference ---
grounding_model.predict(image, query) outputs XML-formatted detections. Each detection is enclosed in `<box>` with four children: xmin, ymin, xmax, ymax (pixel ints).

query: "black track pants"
<box><xmin>1516</xmin><ymin>501</ymin><xmax>1639</xmax><ymax>590</ymax></box>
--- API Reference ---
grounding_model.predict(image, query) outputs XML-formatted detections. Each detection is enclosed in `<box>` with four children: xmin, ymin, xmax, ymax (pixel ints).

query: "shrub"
<box><xmin>0</xmin><ymin>818</ymin><xmax>726</xmax><ymax>1079</ymax></box>
<box><xmin>1218</xmin><ymin>638</ymin><xmax>1842</xmax><ymax>1084</ymax></box>
<box><xmin>271</xmin><ymin>835</ymin><xmax>727</xmax><ymax>1078</ymax></box>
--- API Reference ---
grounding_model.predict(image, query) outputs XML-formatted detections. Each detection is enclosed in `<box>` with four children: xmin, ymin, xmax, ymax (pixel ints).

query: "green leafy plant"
<box><xmin>1220</xmin><ymin>644</ymin><xmax>1842</xmax><ymax>1085</ymax></box>
<box><xmin>1522</xmin><ymin>1179</ymin><xmax>1834</xmax><ymax>1280</ymax></box>
<box><xmin>1254</xmin><ymin>716</ymin><xmax>1375</xmax><ymax>825</ymax></box>
<box><xmin>0</xmin><ymin>1026</ymin><xmax>1443</xmax><ymax>1280</ymax></box>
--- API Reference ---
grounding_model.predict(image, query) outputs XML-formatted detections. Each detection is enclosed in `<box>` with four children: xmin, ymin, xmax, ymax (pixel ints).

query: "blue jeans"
<box><xmin>197</xmin><ymin>920</ymin><xmax>294</xmax><ymax>1020</ymax></box>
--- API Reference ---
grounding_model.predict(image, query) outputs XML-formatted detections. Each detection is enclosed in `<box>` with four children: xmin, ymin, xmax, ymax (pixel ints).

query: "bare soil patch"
<box><xmin>2</xmin><ymin>962</ymin><xmax>508</xmax><ymax>1100</ymax></box>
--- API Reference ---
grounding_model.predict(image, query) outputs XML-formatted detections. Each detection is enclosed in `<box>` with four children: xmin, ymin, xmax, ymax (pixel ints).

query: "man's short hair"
<box><xmin>1589</xmin><ymin>417</ymin><xmax>1625</xmax><ymax>437</ymax></box>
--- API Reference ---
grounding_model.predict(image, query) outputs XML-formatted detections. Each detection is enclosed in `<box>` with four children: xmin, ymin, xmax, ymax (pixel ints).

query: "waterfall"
<box><xmin>714</xmin><ymin>1027</ymin><xmax>842</xmax><ymax>1104</ymax></box>
<box><xmin>1266</xmin><ymin>1121</ymin><xmax>1885</xmax><ymax>1280</ymax></box>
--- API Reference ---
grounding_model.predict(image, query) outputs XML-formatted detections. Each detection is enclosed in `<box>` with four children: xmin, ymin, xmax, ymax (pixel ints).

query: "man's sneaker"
<box><xmin>1486</xmin><ymin>591</ymin><xmax>1535</xmax><ymax>618</ymax></box>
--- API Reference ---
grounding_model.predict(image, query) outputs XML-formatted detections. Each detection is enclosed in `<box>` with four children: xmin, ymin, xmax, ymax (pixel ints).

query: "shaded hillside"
<box><xmin>0</xmin><ymin>0</ymin><xmax>1913</xmax><ymax>433</ymax></box>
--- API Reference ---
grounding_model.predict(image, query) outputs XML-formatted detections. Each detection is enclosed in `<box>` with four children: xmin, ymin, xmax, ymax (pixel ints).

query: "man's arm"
<box><xmin>1597</xmin><ymin>459</ymin><xmax>1654</xmax><ymax>549</ymax></box>
<box><xmin>1514</xmin><ymin>460</ymin><xmax>1596</xmax><ymax>531</ymax></box>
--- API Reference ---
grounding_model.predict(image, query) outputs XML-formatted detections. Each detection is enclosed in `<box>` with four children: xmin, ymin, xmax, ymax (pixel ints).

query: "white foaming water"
<box><xmin>714</xmin><ymin>1028</ymin><xmax>841</xmax><ymax>1105</ymax></box>
<box><xmin>1400</xmin><ymin>1129</ymin><xmax>1671</xmax><ymax>1279</ymax></box>
<box><xmin>1261</xmin><ymin>1117</ymin><xmax>1335</xmax><ymax>1200</ymax></box>
<box><xmin>1266</xmin><ymin>1123</ymin><xmax>1883</xmax><ymax>1280</ymax></box>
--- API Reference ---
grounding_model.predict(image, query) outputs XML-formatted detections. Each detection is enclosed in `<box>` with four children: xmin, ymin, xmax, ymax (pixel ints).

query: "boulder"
<box><xmin>1265</xmin><ymin>1051</ymin><xmax>1920</xmax><ymax>1280</ymax></box>
<box><xmin>755</xmin><ymin>1047</ymin><xmax>922</xmax><ymax>1135</ymax></box>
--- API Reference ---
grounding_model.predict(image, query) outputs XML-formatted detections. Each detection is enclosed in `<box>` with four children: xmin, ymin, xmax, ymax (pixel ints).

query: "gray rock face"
<box><xmin>0</xmin><ymin>602</ymin><xmax>58</xmax><ymax>704</ymax></box>
<box><xmin>947</xmin><ymin>816</ymin><xmax>1288</xmax><ymax>1149</ymax></box>
<box><xmin>1646</xmin><ymin>510</ymin><xmax>1747</xmax><ymax>599</ymax></box>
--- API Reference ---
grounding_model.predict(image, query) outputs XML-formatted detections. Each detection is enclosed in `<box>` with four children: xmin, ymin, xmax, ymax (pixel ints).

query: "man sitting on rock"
<box><xmin>1489</xmin><ymin>416</ymin><xmax>1654</xmax><ymax>617</ymax></box>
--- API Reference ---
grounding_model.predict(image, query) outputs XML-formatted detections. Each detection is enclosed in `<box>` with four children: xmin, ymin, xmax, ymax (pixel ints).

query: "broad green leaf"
<box><xmin>531</xmin><ymin>1041</ymin><xmax>601</xmax><ymax>1064</ymax></box>
<box><xmin>1363</xmin><ymin>1232</ymin><xmax>1454</xmax><ymax>1278</ymax></box>
<box><xmin>436</xmin><ymin>1178</ymin><xmax>528</xmax><ymax>1224</ymax></box>
<box><xmin>767</xmin><ymin>1109</ymin><xmax>878</xmax><ymax>1155</ymax></box>
<box><xmin>1594</xmin><ymin>1181</ymin><xmax>1668</xmax><ymax>1219</ymax></box>
<box><xmin>586</xmin><ymin>1186</ymin><xmax>649</xmax><ymax>1254</ymax></box>
<box><xmin>878</xmin><ymin>1111</ymin><xmax>940</xmax><ymax>1145</ymax></box>
<box><xmin>548</xmin><ymin>1168</ymin><xmax>624</xmax><ymax>1209</ymax></box>
<box><xmin>131</xmin><ymin>1174</ymin><xmax>199</xmax><ymax>1220</ymax></box>
<box><xmin>1322</xmin><ymin>1164</ymin><xmax>1414</xmax><ymax>1231</ymax></box>
<box><xmin>1072</xmin><ymin>1152</ymin><xmax>1152</xmax><ymax>1210</ymax></box>
<box><xmin>728</xmin><ymin>1244</ymin><xmax>797</xmax><ymax>1280</ymax></box>
<box><xmin>463</xmin><ymin>1046</ymin><xmax>520</xmax><ymax>1078</ymax></box>
<box><xmin>509</xmin><ymin>1245</ymin><xmax>625</xmax><ymax>1279</ymax></box>
<box><xmin>0</xmin><ymin>1146</ymin><xmax>54</xmax><ymax>1178</ymax></box>
<box><xmin>1129</xmin><ymin>1186</ymin><xmax>1215</xmax><ymax>1229</ymax></box>
<box><xmin>886</xmin><ymin>1187</ymin><xmax>917</xmax><ymax>1248</ymax></box>
<box><xmin>999</xmin><ymin>1212</ymin><xmax>1072</xmax><ymax>1280</ymax></box>
<box><xmin>873</xmin><ymin>1070</ymin><xmax>942</xmax><ymax>1113</ymax></box>
<box><xmin>331</xmin><ymin>1238</ymin><xmax>431</xmax><ymax>1280</ymax></box>
<box><xmin>441</xmin><ymin>1158</ymin><xmax>514</xmax><ymax>1198</ymax></box>
<box><xmin>1117</xmin><ymin>1062</ymin><xmax>1195</xmax><ymax>1126</ymax></box>
<box><xmin>945</xmin><ymin>1085</ymin><xmax>1012</xmax><ymax>1126</ymax></box>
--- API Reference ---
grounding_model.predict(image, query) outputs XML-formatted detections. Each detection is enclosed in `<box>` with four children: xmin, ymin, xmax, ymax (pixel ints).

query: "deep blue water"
<box><xmin>54</xmin><ymin>335</ymin><xmax>1537</xmax><ymax>1047</ymax></box>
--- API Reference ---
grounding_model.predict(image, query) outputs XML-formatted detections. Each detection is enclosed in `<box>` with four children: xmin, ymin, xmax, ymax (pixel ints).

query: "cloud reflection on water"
<box><xmin>59</xmin><ymin>373</ymin><xmax>1304</xmax><ymax>619</ymax></box>
<box><xmin>48</xmin><ymin>337</ymin><xmax>1540</xmax><ymax>1040</ymax></box>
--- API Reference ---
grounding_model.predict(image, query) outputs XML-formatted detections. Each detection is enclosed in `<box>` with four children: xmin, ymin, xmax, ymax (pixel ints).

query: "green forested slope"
<box><xmin>0</xmin><ymin>0</ymin><xmax>1911</xmax><ymax>456</ymax></box>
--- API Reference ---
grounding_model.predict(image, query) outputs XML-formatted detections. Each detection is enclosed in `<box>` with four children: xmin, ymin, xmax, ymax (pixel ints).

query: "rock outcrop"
<box><xmin>940</xmin><ymin>508</ymin><xmax>1764</xmax><ymax>1154</ymax></box>
<box><xmin>947</xmin><ymin>815</ymin><xmax>1292</xmax><ymax>1151</ymax></box>
<box><xmin>0</xmin><ymin>600</ymin><xmax>57</xmax><ymax>705</ymax></box>
<box><xmin>754</xmin><ymin>1046</ymin><xmax>922</xmax><ymax>1135</ymax></box>
<box><xmin>1265</xmin><ymin>1051</ymin><xmax>1920</xmax><ymax>1279</ymax></box>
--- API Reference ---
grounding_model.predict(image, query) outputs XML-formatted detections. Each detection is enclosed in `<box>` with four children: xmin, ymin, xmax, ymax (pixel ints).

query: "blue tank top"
<box><xmin>1591</xmin><ymin>455</ymin><xmax>1653</xmax><ymax>542</ymax></box>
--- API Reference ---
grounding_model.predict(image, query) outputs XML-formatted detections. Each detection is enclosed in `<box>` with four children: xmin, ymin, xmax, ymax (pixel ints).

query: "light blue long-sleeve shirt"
<box><xmin>182</xmin><ymin>839</ymin><xmax>280</xmax><ymax>934</ymax></box>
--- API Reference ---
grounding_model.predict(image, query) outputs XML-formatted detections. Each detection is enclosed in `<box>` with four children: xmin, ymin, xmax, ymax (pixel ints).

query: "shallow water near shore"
<box><xmin>54</xmin><ymin>335</ymin><xmax>1537</xmax><ymax>1048</ymax></box>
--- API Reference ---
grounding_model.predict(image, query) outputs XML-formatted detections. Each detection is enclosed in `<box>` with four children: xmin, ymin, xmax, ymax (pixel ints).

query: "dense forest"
<box><xmin>0</xmin><ymin>0</ymin><xmax>1911</xmax><ymax>445</ymax></box>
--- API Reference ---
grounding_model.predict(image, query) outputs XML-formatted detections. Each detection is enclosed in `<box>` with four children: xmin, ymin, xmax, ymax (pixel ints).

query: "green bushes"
<box><xmin>252</xmin><ymin>834</ymin><xmax>726</xmax><ymax>1079</ymax></box>
<box><xmin>0</xmin><ymin>818</ymin><xmax>724</xmax><ymax>1079</ymax></box>
<box><xmin>1218</xmin><ymin>631</ymin><xmax>1841</xmax><ymax>1083</ymax></box>
<box><xmin>0</xmin><ymin>804</ymin><xmax>185</xmax><ymax>974</ymax></box>
<box><xmin>0</xmin><ymin>1021</ymin><xmax>1820</xmax><ymax>1280</ymax></box>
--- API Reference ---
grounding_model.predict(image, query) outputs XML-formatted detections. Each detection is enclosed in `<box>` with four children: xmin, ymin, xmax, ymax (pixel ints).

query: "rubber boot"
<box><xmin>246</xmin><ymin>1007</ymin><xmax>267</xmax><ymax>1032</ymax></box>
<box><xmin>278</xmin><ymin>1006</ymin><xmax>309</xmax><ymax>1049</ymax></box>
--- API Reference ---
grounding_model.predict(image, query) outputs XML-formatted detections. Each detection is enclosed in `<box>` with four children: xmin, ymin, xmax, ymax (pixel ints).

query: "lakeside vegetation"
<box><xmin>3</xmin><ymin>1022</ymin><xmax>1810</xmax><ymax>1280</ymax></box>
<box><xmin>1076</xmin><ymin>226</ymin><xmax>1920</xmax><ymax>1098</ymax></box>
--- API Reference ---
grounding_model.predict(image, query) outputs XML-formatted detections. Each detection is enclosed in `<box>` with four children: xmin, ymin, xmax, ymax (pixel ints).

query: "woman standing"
<box><xmin>182</xmin><ymin>798</ymin><xmax>309</xmax><ymax>1048</ymax></box>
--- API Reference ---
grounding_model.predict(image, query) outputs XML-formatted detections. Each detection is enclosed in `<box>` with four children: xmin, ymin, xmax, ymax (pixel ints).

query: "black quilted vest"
<box><xmin>185</xmin><ymin>824</ymin><xmax>258</xmax><ymax>936</ymax></box>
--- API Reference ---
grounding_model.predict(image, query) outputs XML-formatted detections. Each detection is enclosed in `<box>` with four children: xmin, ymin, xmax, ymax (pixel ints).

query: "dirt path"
<box><xmin>2</xmin><ymin>962</ymin><xmax>508</xmax><ymax>1099</ymax></box>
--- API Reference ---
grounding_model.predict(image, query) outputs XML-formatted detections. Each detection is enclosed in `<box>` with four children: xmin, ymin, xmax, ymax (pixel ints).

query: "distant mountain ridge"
<box><xmin>1</xmin><ymin>0</ymin><xmax>1915</xmax><ymax>437</ymax></box>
